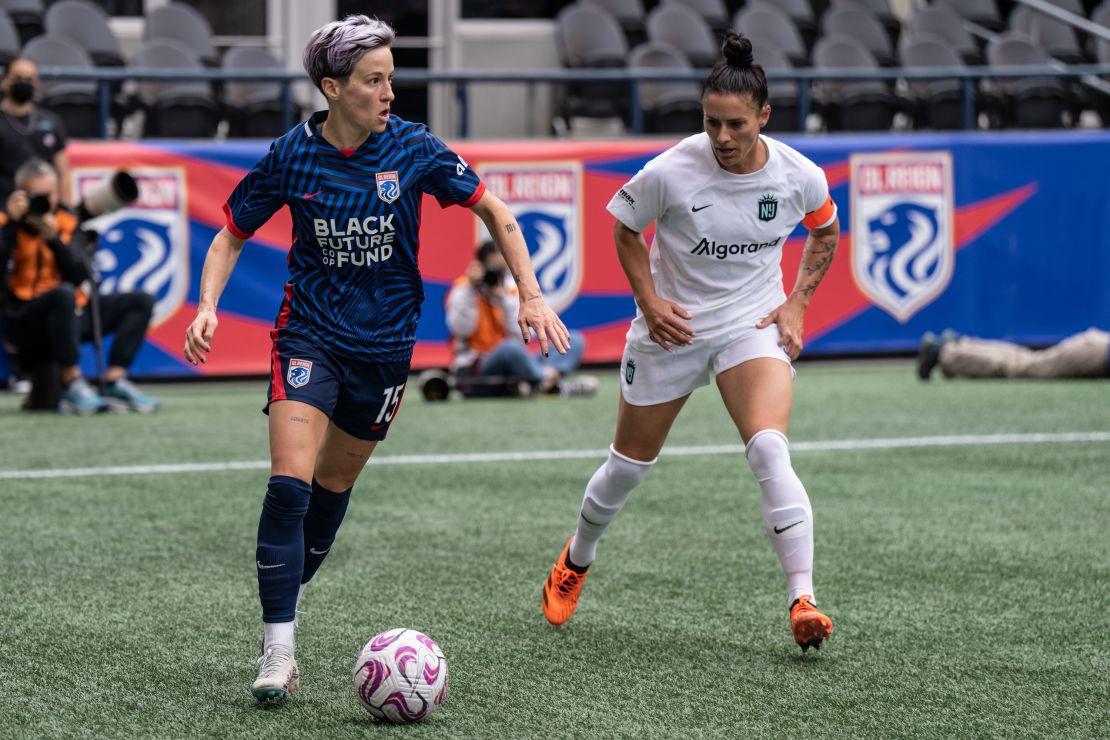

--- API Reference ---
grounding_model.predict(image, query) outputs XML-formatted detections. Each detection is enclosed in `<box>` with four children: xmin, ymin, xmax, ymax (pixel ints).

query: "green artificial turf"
<box><xmin>1</xmin><ymin>362</ymin><xmax>1107</xmax><ymax>738</ymax></box>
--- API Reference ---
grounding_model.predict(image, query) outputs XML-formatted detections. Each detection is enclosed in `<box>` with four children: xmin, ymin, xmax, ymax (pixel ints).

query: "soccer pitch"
<box><xmin>1</xmin><ymin>362</ymin><xmax>1107</xmax><ymax>738</ymax></box>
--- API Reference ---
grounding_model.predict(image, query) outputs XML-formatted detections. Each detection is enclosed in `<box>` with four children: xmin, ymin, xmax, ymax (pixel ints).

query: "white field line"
<box><xmin>2</xmin><ymin>431</ymin><xmax>1109</xmax><ymax>481</ymax></box>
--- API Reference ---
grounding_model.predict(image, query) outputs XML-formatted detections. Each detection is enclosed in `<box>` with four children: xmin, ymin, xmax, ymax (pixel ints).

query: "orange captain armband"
<box><xmin>802</xmin><ymin>195</ymin><xmax>837</xmax><ymax>230</ymax></box>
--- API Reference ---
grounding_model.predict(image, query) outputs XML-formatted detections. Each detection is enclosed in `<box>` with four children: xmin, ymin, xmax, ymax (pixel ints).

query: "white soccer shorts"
<box><xmin>619</xmin><ymin>323</ymin><xmax>795</xmax><ymax>406</ymax></box>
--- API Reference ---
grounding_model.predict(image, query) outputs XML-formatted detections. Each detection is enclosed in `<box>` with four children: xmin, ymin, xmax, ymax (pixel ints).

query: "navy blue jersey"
<box><xmin>224</xmin><ymin>111</ymin><xmax>484</xmax><ymax>362</ymax></box>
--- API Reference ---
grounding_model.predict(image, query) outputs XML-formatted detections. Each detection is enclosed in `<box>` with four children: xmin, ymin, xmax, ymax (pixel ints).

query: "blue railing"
<box><xmin>35</xmin><ymin>64</ymin><xmax>1110</xmax><ymax>138</ymax></box>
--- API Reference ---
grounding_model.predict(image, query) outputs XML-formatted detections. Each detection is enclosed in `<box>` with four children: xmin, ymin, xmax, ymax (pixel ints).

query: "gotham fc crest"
<box><xmin>758</xmin><ymin>193</ymin><xmax>778</xmax><ymax>221</ymax></box>
<box><xmin>624</xmin><ymin>358</ymin><xmax>636</xmax><ymax>384</ymax></box>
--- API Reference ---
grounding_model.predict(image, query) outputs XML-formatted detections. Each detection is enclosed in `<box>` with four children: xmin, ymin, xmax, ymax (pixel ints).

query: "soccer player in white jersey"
<box><xmin>541</xmin><ymin>31</ymin><xmax>840</xmax><ymax>652</ymax></box>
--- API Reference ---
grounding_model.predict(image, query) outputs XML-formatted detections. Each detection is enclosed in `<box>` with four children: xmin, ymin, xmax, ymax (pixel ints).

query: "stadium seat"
<box><xmin>1094</xmin><ymin>2</ymin><xmax>1110</xmax><ymax>61</ymax></box>
<box><xmin>733</xmin><ymin>5</ymin><xmax>808</xmax><ymax>66</ymax></box>
<box><xmin>755</xmin><ymin>44</ymin><xmax>802</xmax><ymax>132</ymax></box>
<box><xmin>987</xmin><ymin>32</ymin><xmax>1070</xmax><ymax>127</ymax></box>
<box><xmin>1010</xmin><ymin>6</ymin><xmax>1086</xmax><ymax>63</ymax></box>
<box><xmin>899</xmin><ymin>36</ymin><xmax>970</xmax><ymax>130</ymax></box>
<box><xmin>822</xmin><ymin>5</ymin><xmax>896</xmax><ymax>66</ymax></box>
<box><xmin>906</xmin><ymin>5</ymin><xmax>982</xmax><ymax>65</ymax></box>
<box><xmin>554</xmin><ymin>4</ymin><xmax>629</xmax><ymax>122</ymax></box>
<box><xmin>935</xmin><ymin>0</ymin><xmax>1005</xmax><ymax>33</ymax></box>
<box><xmin>747</xmin><ymin>0</ymin><xmax>817</xmax><ymax>49</ymax></box>
<box><xmin>223</xmin><ymin>45</ymin><xmax>297</xmax><ymax>138</ymax></box>
<box><xmin>813</xmin><ymin>34</ymin><xmax>898</xmax><ymax>130</ymax></box>
<box><xmin>627</xmin><ymin>41</ymin><xmax>702</xmax><ymax>133</ymax></box>
<box><xmin>44</xmin><ymin>0</ymin><xmax>125</xmax><ymax>68</ymax></box>
<box><xmin>667</xmin><ymin>0</ymin><xmax>730</xmax><ymax>37</ymax></box>
<box><xmin>143</xmin><ymin>2</ymin><xmax>219</xmax><ymax>68</ymax></box>
<box><xmin>131</xmin><ymin>37</ymin><xmax>219</xmax><ymax>138</ymax></box>
<box><xmin>646</xmin><ymin>3</ymin><xmax>719</xmax><ymax>68</ymax></box>
<box><xmin>831</xmin><ymin>0</ymin><xmax>901</xmax><ymax>46</ymax></box>
<box><xmin>0</xmin><ymin>10</ymin><xmax>20</xmax><ymax>67</ymax></box>
<box><xmin>0</xmin><ymin>0</ymin><xmax>43</xmax><ymax>46</ymax></box>
<box><xmin>21</xmin><ymin>34</ymin><xmax>101</xmax><ymax>137</ymax></box>
<box><xmin>581</xmin><ymin>0</ymin><xmax>647</xmax><ymax>48</ymax></box>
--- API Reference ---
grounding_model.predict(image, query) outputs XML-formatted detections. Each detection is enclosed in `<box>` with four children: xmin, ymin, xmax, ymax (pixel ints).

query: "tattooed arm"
<box><xmin>755</xmin><ymin>217</ymin><xmax>840</xmax><ymax>360</ymax></box>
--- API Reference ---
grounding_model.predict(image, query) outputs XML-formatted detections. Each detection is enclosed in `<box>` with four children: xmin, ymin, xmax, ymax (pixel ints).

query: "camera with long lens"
<box><xmin>77</xmin><ymin>170</ymin><xmax>139</xmax><ymax>222</ymax></box>
<box><xmin>482</xmin><ymin>266</ymin><xmax>504</xmax><ymax>288</ymax></box>
<box><xmin>26</xmin><ymin>193</ymin><xmax>52</xmax><ymax>217</ymax></box>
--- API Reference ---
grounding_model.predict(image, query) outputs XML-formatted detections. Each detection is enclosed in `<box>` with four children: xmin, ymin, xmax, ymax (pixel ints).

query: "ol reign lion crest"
<box><xmin>850</xmin><ymin>152</ymin><xmax>955</xmax><ymax>323</ymax></box>
<box><xmin>74</xmin><ymin>168</ymin><xmax>188</xmax><ymax>327</ymax></box>
<box><xmin>376</xmin><ymin>171</ymin><xmax>400</xmax><ymax>204</ymax></box>
<box><xmin>476</xmin><ymin>162</ymin><xmax>583</xmax><ymax>313</ymax></box>
<box><xmin>287</xmin><ymin>359</ymin><xmax>313</xmax><ymax>388</ymax></box>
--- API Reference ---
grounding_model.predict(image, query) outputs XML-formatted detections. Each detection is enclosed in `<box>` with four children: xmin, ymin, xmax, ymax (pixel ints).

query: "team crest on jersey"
<box><xmin>287</xmin><ymin>359</ymin><xmax>313</xmax><ymax>388</ymax></box>
<box><xmin>624</xmin><ymin>358</ymin><xmax>636</xmax><ymax>384</ymax></box>
<box><xmin>758</xmin><ymin>193</ymin><xmax>778</xmax><ymax>221</ymax></box>
<box><xmin>74</xmin><ymin>168</ymin><xmax>188</xmax><ymax>327</ymax></box>
<box><xmin>850</xmin><ymin>151</ymin><xmax>955</xmax><ymax>323</ymax></box>
<box><xmin>476</xmin><ymin>162</ymin><xmax>583</xmax><ymax>313</ymax></box>
<box><xmin>375</xmin><ymin>171</ymin><xmax>400</xmax><ymax>204</ymax></box>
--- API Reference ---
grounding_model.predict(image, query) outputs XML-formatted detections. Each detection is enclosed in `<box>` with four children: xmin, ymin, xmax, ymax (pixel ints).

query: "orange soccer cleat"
<box><xmin>542</xmin><ymin>538</ymin><xmax>589</xmax><ymax>625</ymax></box>
<box><xmin>790</xmin><ymin>595</ymin><xmax>833</xmax><ymax>653</ymax></box>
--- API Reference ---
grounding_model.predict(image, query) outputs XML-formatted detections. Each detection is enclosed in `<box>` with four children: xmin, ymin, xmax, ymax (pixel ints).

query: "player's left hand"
<box><xmin>518</xmin><ymin>295</ymin><xmax>570</xmax><ymax>357</ymax></box>
<box><xmin>756</xmin><ymin>295</ymin><xmax>806</xmax><ymax>360</ymax></box>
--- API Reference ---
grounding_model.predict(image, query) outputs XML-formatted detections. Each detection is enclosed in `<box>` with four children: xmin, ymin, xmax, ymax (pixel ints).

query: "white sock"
<box><xmin>746</xmin><ymin>429</ymin><xmax>815</xmax><ymax>605</ymax></box>
<box><xmin>568</xmin><ymin>445</ymin><xmax>655</xmax><ymax>567</ymax></box>
<box><xmin>263</xmin><ymin>621</ymin><xmax>295</xmax><ymax>651</ymax></box>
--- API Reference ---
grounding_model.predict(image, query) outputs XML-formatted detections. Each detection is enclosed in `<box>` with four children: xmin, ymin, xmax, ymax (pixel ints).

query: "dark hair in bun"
<box><xmin>703</xmin><ymin>31</ymin><xmax>768</xmax><ymax>108</ymax></box>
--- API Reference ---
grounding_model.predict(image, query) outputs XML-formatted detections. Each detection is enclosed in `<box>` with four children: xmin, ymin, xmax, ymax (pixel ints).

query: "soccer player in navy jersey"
<box><xmin>182</xmin><ymin>15</ymin><xmax>570</xmax><ymax>701</ymax></box>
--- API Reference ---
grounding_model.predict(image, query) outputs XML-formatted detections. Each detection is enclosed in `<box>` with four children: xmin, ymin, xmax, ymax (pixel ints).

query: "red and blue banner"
<box><xmin>21</xmin><ymin>131</ymin><xmax>1108</xmax><ymax>378</ymax></box>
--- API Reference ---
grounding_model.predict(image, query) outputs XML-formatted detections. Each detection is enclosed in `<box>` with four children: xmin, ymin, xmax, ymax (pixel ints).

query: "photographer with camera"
<box><xmin>0</xmin><ymin>158</ymin><xmax>159</xmax><ymax>414</ymax></box>
<box><xmin>446</xmin><ymin>240</ymin><xmax>596</xmax><ymax>398</ymax></box>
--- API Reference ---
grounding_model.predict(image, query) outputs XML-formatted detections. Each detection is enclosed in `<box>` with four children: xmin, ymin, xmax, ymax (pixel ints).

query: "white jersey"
<box><xmin>606</xmin><ymin>133</ymin><xmax>836</xmax><ymax>346</ymax></box>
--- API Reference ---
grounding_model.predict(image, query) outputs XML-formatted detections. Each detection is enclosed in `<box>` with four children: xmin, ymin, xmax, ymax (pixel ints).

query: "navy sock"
<box><xmin>256</xmin><ymin>475</ymin><xmax>311</xmax><ymax>623</ymax></box>
<box><xmin>301</xmin><ymin>479</ymin><xmax>352</xmax><ymax>585</ymax></box>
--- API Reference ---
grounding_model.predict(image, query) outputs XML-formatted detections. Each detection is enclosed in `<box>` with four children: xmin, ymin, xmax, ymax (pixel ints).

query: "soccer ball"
<box><xmin>353</xmin><ymin>628</ymin><xmax>448</xmax><ymax>723</ymax></box>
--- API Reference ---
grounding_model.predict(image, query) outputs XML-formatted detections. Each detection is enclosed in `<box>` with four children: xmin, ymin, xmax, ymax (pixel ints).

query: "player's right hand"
<box><xmin>184</xmin><ymin>308</ymin><xmax>218</xmax><ymax>365</ymax></box>
<box><xmin>641</xmin><ymin>295</ymin><xmax>695</xmax><ymax>352</ymax></box>
<box><xmin>6</xmin><ymin>190</ymin><xmax>28</xmax><ymax>221</ymax></box>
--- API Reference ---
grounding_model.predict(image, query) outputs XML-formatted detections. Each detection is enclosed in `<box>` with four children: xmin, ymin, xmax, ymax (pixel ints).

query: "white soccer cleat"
<box><xmin>252</xmin><ymin>644</ymin><xmax>300</xmax><ymax>701</ymax></box>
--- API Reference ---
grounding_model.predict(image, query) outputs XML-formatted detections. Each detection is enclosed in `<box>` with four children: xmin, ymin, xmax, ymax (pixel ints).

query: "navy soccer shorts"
<box><xmin>265</xmin><ymin>330</ymin><xmax>410</xmax><ymax>441</ymax></box>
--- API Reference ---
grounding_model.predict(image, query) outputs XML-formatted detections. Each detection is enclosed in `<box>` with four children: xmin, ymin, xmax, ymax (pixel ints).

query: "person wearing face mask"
<box><xmin>0</xmin><ymin>158</ymin><xmax>160</xmax><ymax>414</ymax></box>
<box><xmin>0</xmin><ymin>58</ymin><xmax>73</xmax><ymax>209</ymax></box>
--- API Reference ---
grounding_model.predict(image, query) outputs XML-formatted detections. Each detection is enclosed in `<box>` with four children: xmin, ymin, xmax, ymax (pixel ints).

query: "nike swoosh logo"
<box><xmin>692</xmin><ymin>204</ymin><xmax>712</xmax><ymax>212</ymax></box>
<box><xmin>371</xmin><ymin>424</ymin><xmax>386</xmax><ymax>431</ymax></box>
<box><xmin>257</xmin><ymin>561</ymin><xmax>285</xmax><ymax>569</ymax></box>
<box><xmin>308</xmin><ymin>547</ymin><xmax>331</xmax><ymax>555</ymax></box>
<box><xmin>773</xmin><ymin>521</ymin><xmax>804</xmax><ymax>534</ymax></box>
<box><xmin>300</xmin><ymin>191</ymin><xmax>322</xmax><ymax>200</ymax></box>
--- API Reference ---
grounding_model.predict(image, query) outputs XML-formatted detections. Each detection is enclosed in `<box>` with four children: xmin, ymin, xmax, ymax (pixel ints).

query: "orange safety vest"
<box><xmin>2</xmin><ymin>209</ymin><xmax>86</xmax><ymax>306</ymax></box>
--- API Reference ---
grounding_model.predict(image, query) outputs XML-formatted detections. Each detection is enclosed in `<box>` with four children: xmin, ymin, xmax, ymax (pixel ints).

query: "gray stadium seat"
<box><xmin>0</xmin><ymin>0</ymin><xmax>43</xmax><ymax>45</ymax></box>
<box><xmin>44</xmin><ymin>0</ymin><xmax>125</xmax><ymax>68</ymax></box>
<box><xmin>822</xmin><ymin>5</ymin><xmax>896</xmax><ymax>66</ymax></box>
<box><xmin>987</xmin><ymin>32</ymin><xmax>1069</xmax><ymax>127</ymax></box>
<box><xmin>935</xmin><ymin>0</ymin><xmax>1005</xmax><ymax>33</ymax></box>
<box><xmin>906</xmin><ymin>5</ymin><xmax>982</xmax><ymax>65</ymax></box>
<box><xmin>831</xmin><ymin>0</ymin><xmax>901</xmax><ymax>46</ymax></box>
<box><xmin>812</xmin><ymin>34</ymin><xmax>897</xmax><ymax>130</ymax></box>
<box><xmin>21</xmin><ymin>34</ymin><xmax>100</xmax><ymax>137</ymax></box>
<box><xmin>646</xmin><ymin>3</ymin><xmax>718</xmax><ymax>68</ymax></box>
<box><xmin>0</xmin><ymin>10</ymin><xmax>19</xmax><ymax>67</ymax></box>
<box><xmin>554</xmin><ymin>3</ymin><xmax>629</xmax><ymax>120</ymax></box>
<box><xmin>733</xmin><ymin>5</ymin><xmax>808</xmax><ymax>66</ymax></box>
<box><xmin>1094</xmin><ymin>3</ymin><xmax>1110</xmax><ymax>62</ymax></box>
<box><xmin>1010</xmin><ymin>6</ymin><xmax>1085</xmax><ymax>63</ymax></box>
<box><xmin>755</xmin><ymin>44</ymin><xmax>801</xmax><ymax>132</ymax></box>
<box><xmin>627</xmin><ymin>41</ymin><xmax>702</xmax><ymax>133</ymax></box>
<box><xmin>131</xmin><ymin>37</ymin><xmax>219</xmax><ymax>137</ymax></box>
<box><xmin>581</xmin><ymin>0</ymin><xmax>647</xmax><ymax>48</ymax></box>
<box><xmin>143</xmin><ymin>2</ymin><xmax>219</xmax><ymax>67</ymax></box>
<box><xmin>667</xmin><ymin>0</ymin><xmax>730</xmax><ymax>37</ymax></box>
<box><xmin>747</xmin><ymin>0</ymin><xmax>816</xmax><ymax>48</ymax></box>
<box><xmin>223</xmin><ymin>45</ymin><xmax>296</xmax><ymax>138</ymax></box>
<box><xmin>899</xmin><ymin>36</ymin><xmax>968</xmax><ymax>130</ymax></box>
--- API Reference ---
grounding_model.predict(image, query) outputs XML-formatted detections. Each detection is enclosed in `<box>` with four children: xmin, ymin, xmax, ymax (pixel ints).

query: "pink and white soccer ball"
<box><xmin>353</xmin><ymin>628</ymin><xmax>448</xmax><ymax>723</ymax></box>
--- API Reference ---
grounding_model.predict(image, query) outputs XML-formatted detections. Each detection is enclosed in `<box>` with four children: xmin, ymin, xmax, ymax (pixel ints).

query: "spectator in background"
<box><xmin>917</xmin><ymin>328</ymin><xmax>1110</xmax><ymax>380</ymax></box>
<box><xmin>447</xmin><ymin>240</ymin><xmax>597</xmax><ymax>397</ymax></box>
<box><xmin>0</xmin><ymin>58</ymin><xmax>73</xmax><ymax>208</ymax></box>
<box><xmin>0</xmin><ymin>159</ymin><xmax>160</xmax><ymax>414</ymax></box>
